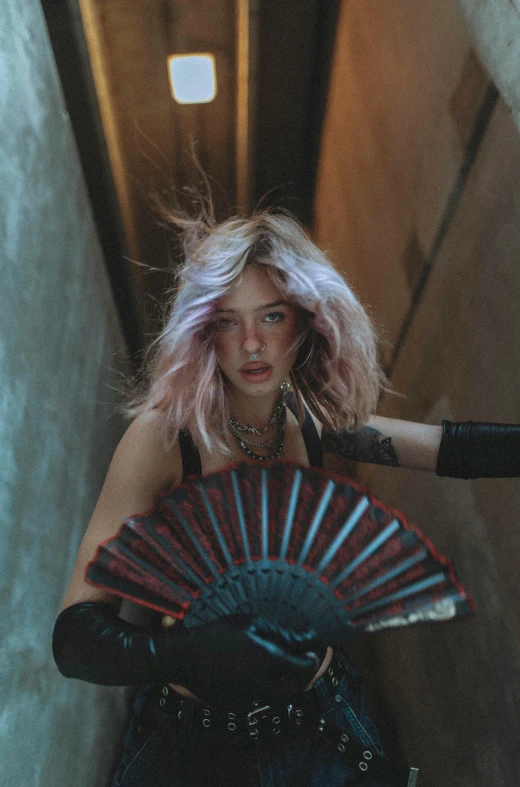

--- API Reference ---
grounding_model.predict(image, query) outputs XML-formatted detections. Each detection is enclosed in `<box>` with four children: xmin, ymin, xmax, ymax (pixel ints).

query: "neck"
<box><xmin>227</xmin><ymin>389</ymin><xmax>282</xmax><ymax>428</ymax></box>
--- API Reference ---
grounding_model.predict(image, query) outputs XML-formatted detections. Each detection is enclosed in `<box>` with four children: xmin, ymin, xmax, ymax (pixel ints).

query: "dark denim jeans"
<box><xmin>110</xmin><ymin>649</ymin><xmax>392</xmax><ymax>787</ymax></box>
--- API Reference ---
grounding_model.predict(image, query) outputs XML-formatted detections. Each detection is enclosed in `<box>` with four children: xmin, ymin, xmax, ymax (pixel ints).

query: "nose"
<box><xmin>242</xmin><ymin>322</ymin><xmax>264</xmax><ymax>354</ymax></box>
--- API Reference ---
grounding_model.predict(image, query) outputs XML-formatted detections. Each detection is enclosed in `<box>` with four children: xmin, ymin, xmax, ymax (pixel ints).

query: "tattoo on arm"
<box><xmin>322</xmin><ymin>426</ymin><xmax>401</xmax><ymax>467</ymax></box>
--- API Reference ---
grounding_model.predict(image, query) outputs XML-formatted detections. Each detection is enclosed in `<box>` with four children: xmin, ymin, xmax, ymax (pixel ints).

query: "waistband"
<box><xmin>148</xmin><ymin>649</ymin><xmax>419</xmax><ymax>786</ymax></box>
<box><xmin>152</xmin><ymin>648</ymin><xmax>344</xmax><ymax>736</ymax></box>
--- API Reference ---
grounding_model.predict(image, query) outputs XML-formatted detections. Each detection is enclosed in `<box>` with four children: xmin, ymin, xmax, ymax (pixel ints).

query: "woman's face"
<box><xmin>213</xmin><ymin>265</ymin><xmax>301</xmax><ymax>400</ymax></box>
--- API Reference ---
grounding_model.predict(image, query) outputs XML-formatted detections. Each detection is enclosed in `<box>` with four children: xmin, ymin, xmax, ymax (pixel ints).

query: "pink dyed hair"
<box><xmin>117</xmin><ymin>209</ymin><xmax>389</xmax><ymax>456</ymax></box>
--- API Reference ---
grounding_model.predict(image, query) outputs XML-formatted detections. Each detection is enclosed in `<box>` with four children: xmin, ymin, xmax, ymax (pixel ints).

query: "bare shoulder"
<box><xmin>129</xmin><ymin>409</ymin><xmax>179</xmax><ymax>458</ymax></box>
<box><xmin>113</xmin><ymin>409</ymin><xmax>183</xmax><ymax>489</ymax></box>
<box><xmin>60</xmin><ymin>410</ymin><xmax>182</xmax><ymax>610</ymax></box>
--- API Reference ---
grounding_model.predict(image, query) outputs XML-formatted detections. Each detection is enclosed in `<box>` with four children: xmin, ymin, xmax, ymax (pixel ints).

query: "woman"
<box><xmin>52</xmin><ymin>208</ymin><xmax>517</xmax><ymax>787</ymax></box>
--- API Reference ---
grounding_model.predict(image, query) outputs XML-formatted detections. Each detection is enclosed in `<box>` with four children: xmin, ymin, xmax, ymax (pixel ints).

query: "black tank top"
<box><xmin>177</xmin><ymin>392</ymin><xmax>328</xmax><ymax>664</ymax></box>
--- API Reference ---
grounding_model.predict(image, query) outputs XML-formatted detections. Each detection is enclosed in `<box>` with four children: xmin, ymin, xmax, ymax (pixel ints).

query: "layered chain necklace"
<box><xmin>227</xmin><ymin>379</ymin><xmax>289</xmax><ymax>462</ymax></box>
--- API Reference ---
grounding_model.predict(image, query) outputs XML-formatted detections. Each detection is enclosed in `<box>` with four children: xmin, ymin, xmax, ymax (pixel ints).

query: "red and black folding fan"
<box><xmin>86</xmin><ymin>460</ymin><xmax>474</xmax><ymax>644</ymax></box>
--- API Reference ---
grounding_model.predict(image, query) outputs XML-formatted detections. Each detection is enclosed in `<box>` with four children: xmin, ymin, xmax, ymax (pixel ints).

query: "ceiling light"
<box><xmin>167</xmin><ymin>54</ymin><xmax>217</xmax><ymax>104</ymax></box>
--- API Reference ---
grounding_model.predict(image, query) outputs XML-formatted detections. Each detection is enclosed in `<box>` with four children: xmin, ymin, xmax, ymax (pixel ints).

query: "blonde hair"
<box><xmin>116</xmin><ymin>207</ymin><xmax>389</xmax><ymax>456</ymax></box>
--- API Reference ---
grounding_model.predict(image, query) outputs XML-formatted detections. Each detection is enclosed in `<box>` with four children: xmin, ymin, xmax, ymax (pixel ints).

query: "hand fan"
<box><xmin>86</xmin><ymin>460</ymin><xmax>474</xmax><ymax>644</ymax></box>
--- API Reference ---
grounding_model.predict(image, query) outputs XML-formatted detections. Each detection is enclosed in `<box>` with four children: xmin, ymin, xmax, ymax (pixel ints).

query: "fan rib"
<box><xmin>167</xmin><ymin>500</ymin><xmax>240</xmax><ymax>618</ymax></box>
<box><xmin>344</xmin><ymin>548</ymin><xmax>429</xmax><ymax>603</ymax></box>
<box><xmin>170</xmin><ymin>500</ymin><xmax>220</xmax><ymax>580</ymax></box>
<box><xmin>316</xmin><ymin>496</ymin><xmax>370</xmax><ymax>574</ymax></box>
<box><xmin>298</xmin><ymin>480</ymin><xmax>336</xmax><ymax>566</ymax></box>
<box><xmin>261</xmin><ymin>469</ymin><xmax>269</xmax><ymax>560</ymax></box>
<box><xmin>331</xmin><ymin>519</ymin><xmax>400</xmax><ymax>588</ymax></box>
<box><xmin>112</xmin><ymin>546</ymin><xmax>193</xmax><ymax>605</ymax></box>
<box><xmin>197</xmin><ymin>482</ymin><xmax>233</xmax><ymax>568</ymax></box>
<box><xmin>231</xmin><ymin>470</ymin><xmax>251</xmax><ymax>563</ymax></box>
<box><xmin>350</xmin><ymin>571</ymin><xmax>448</xmax><ymax>618</ymax></box>
<box><xmin>280</xmin><ymin>470</ymin><xmax>302</xmax><ymax>559</ymax></box>
<box><xmin>141</xmin><ymin>523</ymin><xmax>205</xmax><ymax>590</ymax></box>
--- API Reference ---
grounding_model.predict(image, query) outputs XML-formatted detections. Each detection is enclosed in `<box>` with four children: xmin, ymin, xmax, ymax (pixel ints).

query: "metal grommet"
<box><xmin>335</xmin><ymin>695</ymin><xmax>342</xmax><ymax>702</ymax></box>
<box><xmin>295</xmin><ymin>720</ymin><xmax>302</xmax><ymax>725</ymax></box>
<box><xmin>203</xmin><ymin>709</ymin><xmax>211</xmax><ymax>716</ymax></box>
<box><xmin>159</xmin><ymin>698</ymin><xmax>166</xmax><ymax>707</ymax></box>
<box><xmin>340</xmin><ymin>733</ymin><xmax>349</xmax><ymax>742</ymax></box>
<box><xmin>227</xmin><ymin>722</ymin><xmax>236</xmax><ymax>731</ymax></box>
<box><xmin>359</xmin><ymin>762</ymin><xmax>368</xmax><ymax>772</ymax></box>
<box><xmin>332</xmin><ymin>677</ymin><xmax>339</xmax><ymax>686</ymax></box>
<box><xmin>272</xmin><ymin>727</ymin><xmax>281</xmax><ymax>734</ymax></box>
<box><xmin>363</xmin><ymin>751</ymin><xmax>373</xmax><ymax>760</ymax></box>
<box><xmin>202</xmin><ymin>718</ymin><xmax>210</xmax><ymax>728</ymax></box>
<box><xmin>248</xmin><ymin>718</ymin><xmax>258</xmax><ymax>726</ymax></box>
<box><xmin>162</xmin><ymin>686</ymin><xmax>169</xmax><ymax>696</ymax></box>
<box><xmin>272</xmin><ymin>716</ymin><xmax>280</xmax><ymax>724</ymax></box>
<box><xmin>327</xmin><ymin>667</ymin><xmax>334</xmax><ymax>676</ymax></box>
<box><xmin>295</xmin><ymin>709</ymin><xmax>303</xmax><ymax>717</ymax></box>
<box><xmin>249</xmin><ymin>728</ymin><xmax>258</xmax><ymax>737</ymax></box>
<box><xmin>177</xmin><ymin>710</ymin><xmax>183</xmax><ymax>719</ymax></box>
<box><xmin>338</xmin><ymin>743</ymin><xmax>345</xmax><ymax>753</ymax></box>
<box><xmin>227</xmin><ymin>712</ymin><xmax>236</xmax><ymax>720</ymax></box>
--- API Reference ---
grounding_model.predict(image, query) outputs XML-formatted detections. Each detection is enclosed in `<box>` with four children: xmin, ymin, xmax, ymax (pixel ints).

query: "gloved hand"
<box><xmin>52</xmin><ymin>602</ymin><xmax>322</xmax><ymax>710</ymax></box>
<box><xmin>176</xmin><ymin>613</ymin><xmax>322</xmax><ymax>709</ymax></box>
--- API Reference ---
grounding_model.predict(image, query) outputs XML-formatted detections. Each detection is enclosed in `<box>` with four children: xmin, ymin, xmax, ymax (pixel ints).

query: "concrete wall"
<box><xmin>456</xmin><ymin>0</ymin><xmax>520</xmax><ymax>131</ymax></box>
<box><xmin>315</xmin><ymin>1</ymin><xmax>520</xmax><ymax>785</ymax></box>
<box><xmin>0</xmin><ymin>1</ymin><xmax>132</xmax><ymax>785</ymax></box>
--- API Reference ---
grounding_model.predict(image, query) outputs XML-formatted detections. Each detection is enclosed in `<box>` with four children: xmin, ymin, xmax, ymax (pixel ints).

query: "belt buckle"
<box><xmin>246</xmin><ymin>704</ymin><xmax>272</xmax><ymax>738</ymax></box>
<box><xmin>246</xmin><ymin>704</ymin><xmax>272</xmax><ymax>720</ymax></box>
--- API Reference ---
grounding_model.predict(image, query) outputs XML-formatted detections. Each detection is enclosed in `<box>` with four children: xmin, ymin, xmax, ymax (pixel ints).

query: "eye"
<box><xmin>215</xmin><ymin>317</ymin><xmax>236</xmax><ymax>330</ymax></box>
<box><xmin>264</xmin><ymin>312</ymin><xmax>286</xmax><ymax>323</ymax></box>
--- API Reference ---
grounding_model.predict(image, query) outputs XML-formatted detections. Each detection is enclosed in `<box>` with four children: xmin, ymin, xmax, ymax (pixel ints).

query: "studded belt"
<box><xmin>154</xmin><ymin>650</ymin><xmax>347</xmax><ymax>736</ymax></box>
<box><xmin>150</xmin><ymin>651</ymin><xmax>419</xmax><ymax>785</ymax></box>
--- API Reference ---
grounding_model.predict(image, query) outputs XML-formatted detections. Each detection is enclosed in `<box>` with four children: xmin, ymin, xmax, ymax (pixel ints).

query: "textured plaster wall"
<box><xmin>456</xmin><ymin>0</ymin><xmax>520</xmax><ymax>130</ymax></box>
<box><xmin>0</xmin><ymin>1</ymin><xmax>132</xmax><ymax>785</ymax></box>
<box><xmin>315</xmin><ymin>1</ymin><xmax>520</xmax><ymax>785</ymax></box>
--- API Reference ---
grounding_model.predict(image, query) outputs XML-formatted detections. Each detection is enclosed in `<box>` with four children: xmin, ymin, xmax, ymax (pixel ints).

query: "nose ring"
<box><xmin>250</xmin><ymin>344</ymin><xmax>266</xmax><ymax>361</ymax></box>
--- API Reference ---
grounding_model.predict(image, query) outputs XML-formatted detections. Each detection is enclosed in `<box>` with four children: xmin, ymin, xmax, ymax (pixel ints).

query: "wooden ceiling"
<box><xmin>42</xmin><ymin>0</ymin><xmax>339</xmax><ymax>369</ymax></box>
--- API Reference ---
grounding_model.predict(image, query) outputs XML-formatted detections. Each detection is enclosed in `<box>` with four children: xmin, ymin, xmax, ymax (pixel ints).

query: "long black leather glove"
<box><xmin>52</xmin><ymin>602</ymin><xmax>322</xmax><ymax>710</ymax></box>
<box><xmin>436</xmin><ymin>420</ymin><xmax>520</xmax><ymax>478</ymax></box>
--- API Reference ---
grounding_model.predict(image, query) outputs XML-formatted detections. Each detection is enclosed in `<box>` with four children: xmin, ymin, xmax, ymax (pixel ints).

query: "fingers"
<box><xmin>247</xmin><ymin>616</ymin><xmax>321</xmax><ymax>660</ymax></box>
<box><xmin>246</xmin><ymin>617</ymin><xmax>322</xmax><ymax>682</ymax></box>
<box><xmin>248</xmin><ymin>616</ymin><xmax>319</xmax><ymax>647</ymax></box>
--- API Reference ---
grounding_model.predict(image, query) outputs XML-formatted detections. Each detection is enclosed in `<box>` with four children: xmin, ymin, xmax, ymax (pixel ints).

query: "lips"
<box><xmin>239</xmin><ymin>363</ymin><xmax>273</xmax><ymax>383</ymax></box>
<box><xmin>240</xmin><ymin>362</ymin><xmax>272</xmax><ymax>372</ymax></box>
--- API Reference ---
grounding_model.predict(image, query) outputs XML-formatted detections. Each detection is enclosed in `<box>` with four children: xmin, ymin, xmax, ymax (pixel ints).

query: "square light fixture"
<box><xmin>167</xmin><ymin>53</ymin><xmax>217</xmax><ymax>104</ymax></box>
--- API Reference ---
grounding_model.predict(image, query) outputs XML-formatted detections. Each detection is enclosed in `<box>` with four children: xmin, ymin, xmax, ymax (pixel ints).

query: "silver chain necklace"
<box><xmin>227</xmin><ymin>380</ymin><xmax>289</xmax><ymax>461</ymax></box>
<box><xmin>230</xmin><ymin>409</ymin><xmax>286</xmax><ymax>461</ymax></box>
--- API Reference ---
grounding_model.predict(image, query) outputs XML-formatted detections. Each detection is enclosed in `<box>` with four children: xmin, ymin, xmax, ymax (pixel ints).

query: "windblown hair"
<box><xmin>117</xmin><ymin>206</ymin><xmax>389</xmax><ymax>457</ymax></box>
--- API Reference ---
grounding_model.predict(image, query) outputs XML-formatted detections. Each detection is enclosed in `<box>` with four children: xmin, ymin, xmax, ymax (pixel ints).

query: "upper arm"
<box><xmin>60</xmin><ymin>410</ymin><xmax>182</xmax><ymax>612</ymax></box>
